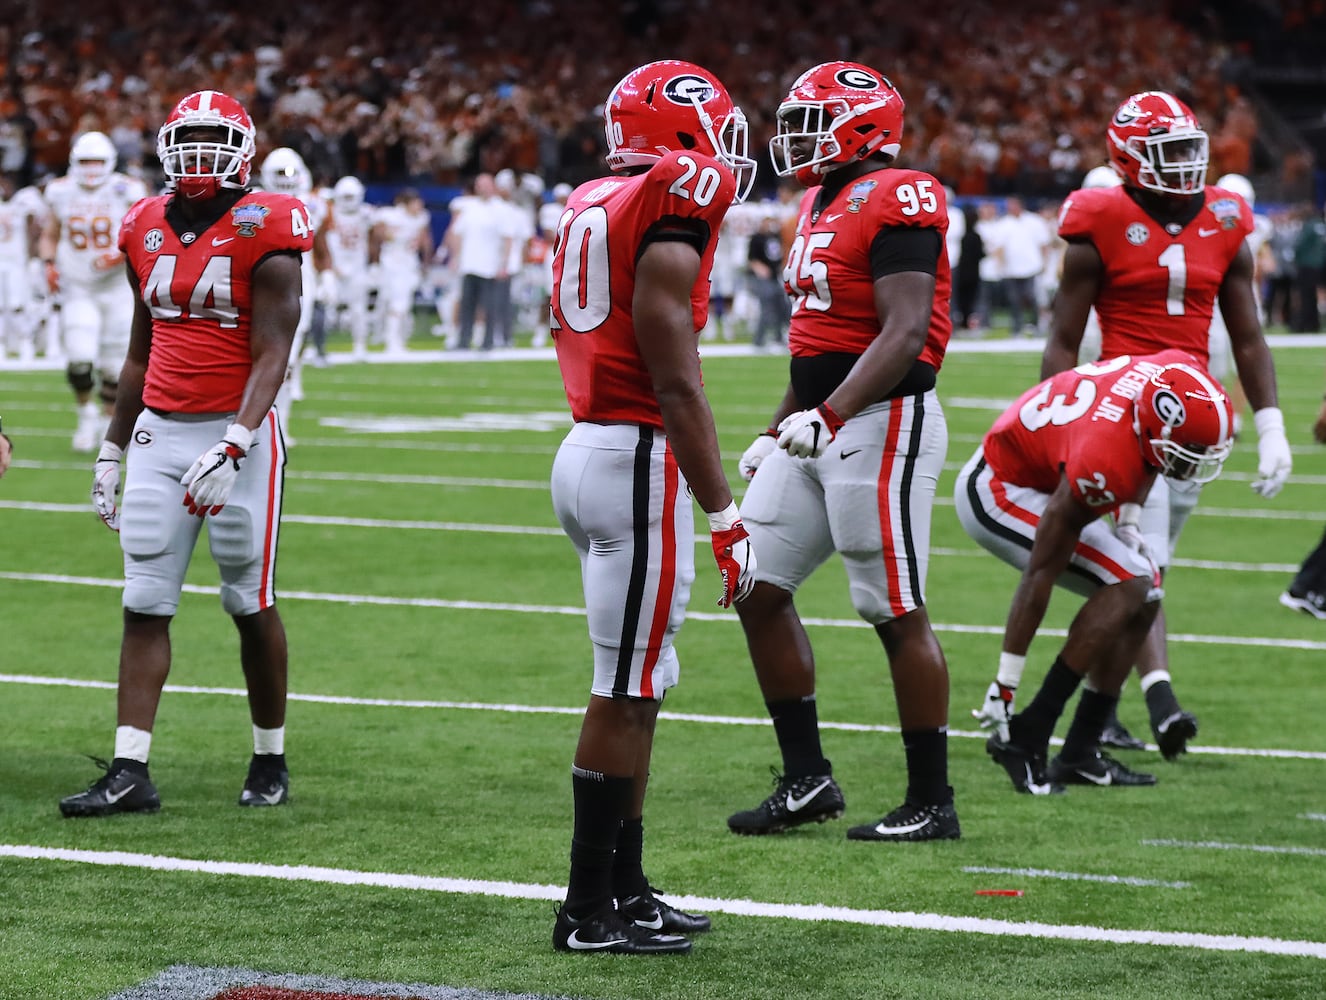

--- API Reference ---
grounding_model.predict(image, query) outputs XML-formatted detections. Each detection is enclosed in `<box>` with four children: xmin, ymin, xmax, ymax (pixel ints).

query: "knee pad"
<box><xmin>98</xmin><ymin>376</ymin><xmax>118</xmax><ymax>406</ymax></box>
<box><xmin>66</xmin><ymin>361</ymin><xmax>95</xmax><ymax>393</ymax></box>
<box><xmin>219</xmin><ymin>582</ymin><xmax>259</xmax><ymax>616</ymax></box>
<box><xmin>849</xmin><ymin>580</ymin><xmax>893</xmax><ymax>627</ymax></box>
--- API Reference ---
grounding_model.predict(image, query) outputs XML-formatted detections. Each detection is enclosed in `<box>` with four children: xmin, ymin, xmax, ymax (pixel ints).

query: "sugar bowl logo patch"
<box><xmin>143</xmin><ymin>228</ymin><xmax>164</xmax><ymax>253</ymax></box>
<box><xmin>847</xmin><ymin>179</ymin><xmax>878</xmax><ymax>213</ymax></box>
<box><xmin>231</xmin><ymin>203</ymin><xmax>270</xmax><ymax>237</ymax></box>
<box><xmin>1125</xmin><ymin>222</ymin><xmax>1150</xmax><ymax>246</ymax></box>
<box><xmin>1208</xmin><ymin>196</ymin><xmax>1242</xmax><ymax>231</ymax></box>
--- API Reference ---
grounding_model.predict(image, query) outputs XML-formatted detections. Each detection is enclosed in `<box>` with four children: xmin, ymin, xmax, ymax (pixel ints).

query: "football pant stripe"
<box><xmin>258</xmin><ymin>409</ymin><xmax>286</xmax><ymax>610</ymax></box>
<box><xmin>638</xmin><ymin>439</ymin><xmax>680</xmax><ymax>699</ymax></box>
<box><xmin>613</xmin><ymin>426</ymin><xmax>655</xmax><ymax>697</ymax></box>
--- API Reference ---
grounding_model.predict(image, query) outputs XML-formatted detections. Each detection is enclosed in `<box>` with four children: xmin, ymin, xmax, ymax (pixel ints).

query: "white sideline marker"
<box><xmin>1300</xmin><ymin>814</ymin><xmax>1326</xmax><ymax>823</ymax></box>
<box><xmin>2</xmin><ymin>844</ymin><xmax>1323</xmax><ymax>959</ymax></box>
<box><xmin>963</xmin><ymin>866</ymin><xmax>1191</xmax><ymax>889</ymax></box>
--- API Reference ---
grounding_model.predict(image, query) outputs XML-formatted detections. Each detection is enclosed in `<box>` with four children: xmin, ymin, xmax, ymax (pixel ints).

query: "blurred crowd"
<box><xmin>0</xmin><ymin>0</ymin><xmax>1273</xmax><ymax>198</ymax></box>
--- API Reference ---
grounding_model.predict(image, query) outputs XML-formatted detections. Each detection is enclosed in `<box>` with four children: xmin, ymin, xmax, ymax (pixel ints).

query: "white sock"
<box><xmin>253</xmin><ymin>725</ymin><xmax>285</xmax><ymax>756</ymax></box>
<box><xmin>1139</xmin><ymin>670</ymin><xmax>1172</xmax><ymax>693</ymax></box>
<box><xmin>114</xmin><ymin>725</ymin><xmax>152</xmax><ymax>764</ymax></box>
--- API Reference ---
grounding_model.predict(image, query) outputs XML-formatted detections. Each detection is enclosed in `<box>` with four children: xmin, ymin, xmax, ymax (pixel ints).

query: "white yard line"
<box><xmin>0</xmin><ymin>500</ymin><xmax>1310</xmax><ymax>572</ymax></box>
<box><xmin>2</xmin><ymin>845</ymin><xmax>1322</xmax><ymax>959</ymax></box>
<box><xmin>5</xmin><ymin>671</ymin><xmax>1326</xmax><ymax>761</ymax></box>
<box><xmin>1300</xmin><ymin>813</ymin><xmax>1326</xmax><ymax>822</ymax></box>
<box><xmin>962</xmin><ymin>866</ymin><xmax>1191</xmax><ymax>889</ymax></box>
<box><xmin>1143</xmin><ymin>839</ymin><xmax>1326</xmax><ymax>858</ymax></box>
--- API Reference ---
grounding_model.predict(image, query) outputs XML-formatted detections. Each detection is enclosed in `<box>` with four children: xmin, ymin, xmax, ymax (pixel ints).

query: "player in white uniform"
<box><xmin>258</xmin><ymin>147</ymin><xmax>331</xmax><ymax>440</ymax></box>
<box><xmin>0</xmin><ymin>174</ymin><xmax>40</xmax><ymax>361</ymax></box>
<box><xmin>38</xmin><ymin>132</ymin><xmax>149</xmax><ymax>450</ymax></box>
<box><xmin>12</xmin><ymin>180</ymin><xmax>54</xmax><ymax>359</ymax></box>
<box><xmin>1208</xmin><ymin>173</ymin><xmax>1273</xmax><ymax>436</ymax></box>
<box><xmin>370</xmin><ymin>189</ymin><xmax>431</xmax><ymax>356</ymax></box>
<box><xmin>326</xmin><ymin>176</ymin><xmax>373</xmax><ymax>359</ymax></box>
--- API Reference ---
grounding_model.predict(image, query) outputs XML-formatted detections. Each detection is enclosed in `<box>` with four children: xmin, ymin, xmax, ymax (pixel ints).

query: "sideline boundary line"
<box><xmin>3</xmin><ymin>844</ymin><xmax>1323</xmax><ymax>959</ymax></box>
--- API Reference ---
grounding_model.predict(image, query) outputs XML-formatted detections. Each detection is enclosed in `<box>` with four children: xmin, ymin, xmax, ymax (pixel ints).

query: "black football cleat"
<box><xmin>728</xmin><ymin>768</ymin><xmax>845</xmax><ymax>835</ymax></box>
<box><xmin>847</xmin><ymin>799</ymin><xmax>961</xmax><ymax>842</ymax></box>
<box><xmin>618</xmin><ymin>887</ymin><xmax>711</xmax><ymax>934</ymax></box>
<box><xmin>1047</xmin><ymin>751</ymin><xmax>1156</xmax><ymax>787</ymax></box>
<box><xmin>986</xmin><ymin>736</ymin><xmax>1065</xmax><ymax>795</ymax></box>
<box><xmin>1152</xmin><ymin>710</ymin><xmax>1199</xmax><ymax>761</ymax></box>
<box><xmin>238</xmin><ymin>754</ymin><xmax>289</xmax><ymax>807</ymax></box>
<box><xmin>1100</xmin><ymin>715</ymin><xmax>1147</xmax><ymax>752</ymax></box>
<box><xmin>60</xmin><ymin>757</ymin><xmax>160</xmax><ymax>817</ymax></box>
<box><xmin>553</xmin><ymin>904</ymin><xmax>691</xmax><ymax>954</ymax></box>
<box><xmin>1280</xmin><ymin>589</ymin><xmax>1326</xmax><ymax>620</ymax></box>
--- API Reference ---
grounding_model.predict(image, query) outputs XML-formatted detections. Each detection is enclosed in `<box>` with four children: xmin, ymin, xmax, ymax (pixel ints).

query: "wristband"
<box><xmin>819</xmin><ymin>402</ymin><xmax>846</xmax><ymax>436</ymax></box>
<box><xmin>1253</xmin><ymin>407</ymin><xmax>1284</xmax><ymax>437</ymax></box>
<box><xmin>1117</xmin><ymin>502</ymin><xmax>1142</xmax><ymax>529</ymax></box>
<box><xmin>996</xmin><ymin>651</ymin><xmax>1026</xmax><ymax>690</ymax></box>
<box><xmin>223</xmin><ymin>422</ymin><xmax>256</xmax><ymax>453</ymax></box>
<box><xmin>705</xmin><ymin>500</ymin><xmax>741</xmax><ymax>533</ymax></box>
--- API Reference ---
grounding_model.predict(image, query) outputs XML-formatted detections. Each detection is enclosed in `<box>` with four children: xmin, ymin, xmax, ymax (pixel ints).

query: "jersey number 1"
<box><xmin>1158</xmin><ymin>244</ymin><xmax>1186</xmax><ymax>316</ymax></box>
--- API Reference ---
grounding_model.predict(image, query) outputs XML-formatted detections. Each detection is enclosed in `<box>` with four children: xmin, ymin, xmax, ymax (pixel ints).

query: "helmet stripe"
<box><xmin>1172</xmin><ymin>363</ymin><xmax>1230</xmax><ymax>442</ymax></box>
<box><xmin>1157</xmin><ymin>91</ymin><xmax>1185</xmax><ymax>116</ymax></box>
<box><xmin>198</xmin><ymin>90</ymin><xmax>215</xmax><ymax>113</ymax></box>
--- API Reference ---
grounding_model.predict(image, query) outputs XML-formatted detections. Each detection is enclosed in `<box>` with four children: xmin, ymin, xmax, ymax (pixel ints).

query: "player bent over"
<box><xmin>956</xmin><ymin>352</ymin><xmax>1234</xmax><ymax>793</ymax></box>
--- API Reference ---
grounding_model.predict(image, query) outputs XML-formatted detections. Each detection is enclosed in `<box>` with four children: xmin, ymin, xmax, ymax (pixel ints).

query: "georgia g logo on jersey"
<box><xmin>663</xmin><ymin>74</ymin><xmax>715</xmax><ymax>106</ymax></box>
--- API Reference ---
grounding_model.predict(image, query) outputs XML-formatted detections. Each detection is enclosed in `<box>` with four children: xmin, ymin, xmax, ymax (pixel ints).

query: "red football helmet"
<box><xmin>604</xmin><ymin>60</ymin><xmax>756</xmax><ymax>202</ymax></box>
<box><xmin>770</xmin><ymin>62</ymin><xmax>904</xmax><ymax>187</ymax></box>
<box><xmin>1107</xmin><ymin>91</ymin><xmax>1208</xmax><ymax>196</ymax></box>
<box><xmin>157</xmin><ymin>90</ymin><xmax>256</xmax><ymax>200</ymax></box>
<box><xmin>1137</xmin><ymin>362</ymin><xmax>1233</xmax><ymax>483</ymax></box>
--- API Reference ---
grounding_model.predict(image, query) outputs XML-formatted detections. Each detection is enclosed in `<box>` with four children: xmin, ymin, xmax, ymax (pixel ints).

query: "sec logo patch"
<box><xmin>143</xmin><ymin>229</ymin><xmax>164</xmax><ymax>253</ymax></box>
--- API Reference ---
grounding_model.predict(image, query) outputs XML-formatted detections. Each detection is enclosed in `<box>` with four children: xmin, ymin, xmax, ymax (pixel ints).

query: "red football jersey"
<box><xmin>983</xmin><ymin>349</ymin><xmax>1200</xmax><ymax>513</ymax></box>
<box><xmin>784</xmin><ymin>168</ymin><xmax>952</xmax><ymax>368</ymax></box>
<box><xmin>119</xmin><ymin>190</ymin><xmax>314</xmax><ymax>412</ymax></box>
<box><xmin>1058</xmin><ymin>185</ymin><xmax>1252</xmax><ymax>363</ymax></box>
<box><xmin>550</xmin><ymin>150</ymin><xmax>733</xmax><ymax>426</ymax></box>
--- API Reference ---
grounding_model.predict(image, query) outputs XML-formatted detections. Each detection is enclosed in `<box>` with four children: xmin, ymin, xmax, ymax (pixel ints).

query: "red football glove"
<box><xmin>707</xmin><ymin>502</ymin><xmax>757</xmax><ymax>608</ymax></box>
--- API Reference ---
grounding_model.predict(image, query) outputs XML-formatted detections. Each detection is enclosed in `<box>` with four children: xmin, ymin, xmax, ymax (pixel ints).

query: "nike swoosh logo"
<box><xmin>1073</xmin><ymin>766</ymin><xmax>1113</xmax><ymax>786</ymax></box>
<box><xmin>212</xmin><ymin>236</ymin><xmax>235</xmax><ymax>246</ymax></box>
<box><xmin>786</xmin><ymin>778</ymin><xmax>832</xmax><ymax>812</ymax></box>
<box><xmin>840</xmin><ymin>448</ymin><xmax>862</xmax><ymax>459</ymax></box>
<box><xmin>632</xmin><ymin>913</ymin><xmax>664</xmax><ymax>930</ymax></box>
<box><xmin>566</xmin><ymin>928</ymin><xmax>623</xmax><ymax>950</ymax></box>
<box><xmin>823</xmin><ymin>213</ymin><xmax>843</xmax><ymax>223</ymax></box>
<box><xmin>1020</xmin><ymin>764</ymin><xmax>1057</xmax><ymax>796</ymax></box>
<box><xmin>260</xmin><ymin>790</ymin><xmax>284</xmax><ymax>804</ymax></box>
<box><xmin>871</xmin><ymin>817</ymin><xmax>931</xmax><ymax>836</ymax></box>
<box><xmin>1198</xmin><ymin>228</ymin><xmax>1219</xmax><ymax>237</ymax></box>
<box><xmin>104</xmin><ymin>784</ymin><xmax>136</xmax><ymax>804</ymax></box>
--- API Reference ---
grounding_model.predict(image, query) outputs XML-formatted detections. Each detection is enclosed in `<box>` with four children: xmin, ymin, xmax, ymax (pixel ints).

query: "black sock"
<box><xmin>611</xmin><ymin>816</ymin><xmax>648</xmax><ymax>900</ymax></box>
<box><xmin>1011</xmin><ymin>656</ymin><xmax>1083</xmax><ymax>750</ymax></box>
<box><xmin>1062</xmin><ymin>688</ymin><xmax>1117</xmax><ymax>761</ymax></box>
<box><xmin>111</xmin><ymin>757</ymin><xmax>149</xmax><ymax>777</ymax></box>
<box><xmin>901</xmin><ymin>729</ymin><xmax>951</xmax><ymax>806</ymax></box>
<box><xmin>565</xmin><ymin>766</ymin><xmax>631</xmax><ymax>919</ymax></box>
<box><xmin>768</xmin><ymin>696</ymin><xmax>830</xmax><ymax>777</ymax></box>
<box><xmin>1143</xmin><ymin>680</ymin><xmax>1182</xmax><ymax>727</ymax></box>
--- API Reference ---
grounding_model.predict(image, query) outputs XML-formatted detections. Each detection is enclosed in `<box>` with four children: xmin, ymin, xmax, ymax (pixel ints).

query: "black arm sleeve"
<box><xmin>636</xmin><ymin>215</ymin><xmax>710</xmax><ymax>264</ymax></box>
<box><xmin>869</xmin><ymin>225</ymin><xmax>942</xmax><ymax>279</ymax></box>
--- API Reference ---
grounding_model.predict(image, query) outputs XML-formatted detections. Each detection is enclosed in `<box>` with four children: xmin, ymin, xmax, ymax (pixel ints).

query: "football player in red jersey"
<box><xmin>60</xmin><ymin>91</ymin><xmax>311</xmax><ymax>818</ymax></box>
<box><xmin>972</xmin><ymin>92</ymin><xmax>1291</xmax><ymax>761</ymax></box>
<box><xmin>955</xmin><ymin>354</ymin><xmax>1234</xmax><ymax>792</ymax></box>
<box><xmin>726</xmin><ymin>62</ymin><xmax>959</xmax><ymax>842</ymax></box>
<box><xmin>547</xmin><ymin>61</ymin><xmax>757</xmax><ymax>955</ymax></box>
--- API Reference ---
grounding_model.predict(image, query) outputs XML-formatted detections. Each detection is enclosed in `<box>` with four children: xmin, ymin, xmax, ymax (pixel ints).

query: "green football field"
<box><xmin>2</xmin><ymin>332</ymin><xmax>1324</xmax><ymax>1000</ymax></box>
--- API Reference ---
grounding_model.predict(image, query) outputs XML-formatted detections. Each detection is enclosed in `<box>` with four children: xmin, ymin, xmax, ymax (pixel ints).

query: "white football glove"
<box><xmin>776</xmin><ymin>404</ymin><xmax>845</xmax><ymax>459</ymax></box>
<box><xmin>1114</xmin><ymin>502</ymin><xmax>1147</xmax><ymax>555</ymax></box>
<box><xmin>738</xmin><ymin>431</ymin><xmax>777</xmax><ymax>481</ymax></box>
<box><xmin>181</xmin><ymin>422</ymin><xmax>255</xmax><ymax>516</ymax></box>
<box><xmin>91</xmin><ymin>440</ymin><xmax>124</xmax><ymax>532</ymax></box>
<box><xmin>971</xmin><ymin>680</ymin><xmax>1016</xmax><ymax>743</ymax></box>
<box><xmin>1251</xmin><ymin>407</ymin><xmax>1291</xmax><ymax>499</ymax></box>
<box><xmin>707</xmin><ymin>502</ymin><xmax>757</xmax><ymax>608</ymax></box>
